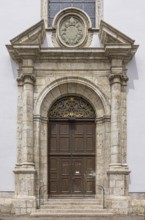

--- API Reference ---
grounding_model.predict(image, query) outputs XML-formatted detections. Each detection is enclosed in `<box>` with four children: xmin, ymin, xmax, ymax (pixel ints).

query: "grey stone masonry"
<box><xmin>6</xmin><ymin>16</ymin><xmax>139</xmax><ymax>216</ymax></box>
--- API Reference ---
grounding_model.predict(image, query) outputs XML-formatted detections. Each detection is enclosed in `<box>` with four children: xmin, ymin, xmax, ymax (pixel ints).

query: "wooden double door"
<box><xmin>48</xmin><ymin>120</ymin><xmax>95</xmax><ymax>196</ymax></box>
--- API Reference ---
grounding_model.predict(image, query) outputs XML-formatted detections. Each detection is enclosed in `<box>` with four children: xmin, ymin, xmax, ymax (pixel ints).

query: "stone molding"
<box><xmin>6</xmin><ymin>20</ymin><xmax>138</xmax><ymax>65</ymax></box>
<box><xmin>10</xmin><ymin>20</ymin><xmax>45</xmax><ymax>45</ymax></box>
<box><xmin>95</xmin><ymin>115</ymin><xmax>111</xmax><ymax>124</ymax></box>
<box><xmin>14</xmin><ymin>169</ymin><xmax>36</xmax><ymax>174</ymax></box>
<box><xmin>6</xmin><ymin>20</ymin><xmax>45</xmax><ymax>63</ymax></box>
<box><xmin>34</xmin><ymin>76</ymin><xmax>110</xmax><ymax>118</ymax></box>
<box><xmin>99</xmin><ymin>20</ymin><xmax>139</xmax><ymax>63</ymax></box>
<box><xmin>51</xmin><ymin>8</ymin><xmax>93</xmax><ymax>48</ymax></box>
<box><xmin>6</xmin><ymin>18</ymin><xmax>139</xmax><ymax>215</ymax></box>
<box><xmin>107</xmin><ymin>166</ymin><xmax>130</xmax><ymax>175</ymax></box>
<box><xmin>99</xmin><ymin>20</ymin><xmax>135</xmax><ymax>44</ymax></box>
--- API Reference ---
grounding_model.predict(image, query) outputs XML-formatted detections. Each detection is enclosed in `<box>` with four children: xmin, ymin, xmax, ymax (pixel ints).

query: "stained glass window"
<box><xmin>48</xmin><ymin>0</ymin><xmax>95</xmax><ymax>27</ymax></box>
<box><xmin>49</xmin><ymin>96</ymin><xmax>95</xmax><ymax>119</ymax></box>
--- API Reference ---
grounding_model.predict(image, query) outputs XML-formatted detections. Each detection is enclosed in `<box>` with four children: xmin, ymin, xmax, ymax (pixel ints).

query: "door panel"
<box><xmin>48</xmin><ymin>121</ymin><xmax>95</xmax><ymax>196</ymax></box>
<box><xmin>85</xmin><ymin>157</ymin><xmax>95</xmax><ymax>194</ymax></box>
<box><xmin>74</xmin><ymin>137</ymin><xmax>84</xmax><ymax>152</ymax></box>
<box><xmin>72</xmin><ymin>178</ymin><xmax>83</xmax><ymax>194</ymax></box>
<box><xmin>59</xmin><ymin>137</ymin><xmax>70</xmax><ymax>152</ymax></box>
<box><xmin>60</xmin><ymin>159</ymin><xmax>71</xmax><ymax>194</ymax></box>
<box><xmin>72</xmin><ymin>158</ymin><xmax>84</xmax><ymax>194</ymax></box>
<box><xmin>49</xmin><ymin>157</ymin><xmax>59</xmax><ymax>194</ymax></box>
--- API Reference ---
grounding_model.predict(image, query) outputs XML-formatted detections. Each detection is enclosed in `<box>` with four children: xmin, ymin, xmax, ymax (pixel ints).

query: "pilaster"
<box><xmin>14</xmin><ymin>59</ymin><xmax>36</xmax><ymax>215</ymax></box>
<box><xmin>108</xmin><ymin>58</ymin><xmax>130</xmax><ymax>197</ymax></box>
<box><xmin>121</xmin><ymin>72</ymin><xmax>128</xmax><ymax>164</ymax></box>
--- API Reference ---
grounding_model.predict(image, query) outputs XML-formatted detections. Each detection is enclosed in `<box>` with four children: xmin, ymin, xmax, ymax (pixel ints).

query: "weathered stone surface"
<box><xmin>5</xmin><ymin>11</ymin><xmax>139</xmax><ymax>216</ymax></box>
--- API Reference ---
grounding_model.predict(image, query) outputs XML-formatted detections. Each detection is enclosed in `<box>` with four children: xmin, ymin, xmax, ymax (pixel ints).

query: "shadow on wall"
<box><xmin>127</xmin><ymin>57</ymin><xmax>139</xmax><ymax>94</ymax></box>
<box><xmin>10</xmin><ymin>58</ymin><xmax>18</xmax><ymax>79</ymax></box>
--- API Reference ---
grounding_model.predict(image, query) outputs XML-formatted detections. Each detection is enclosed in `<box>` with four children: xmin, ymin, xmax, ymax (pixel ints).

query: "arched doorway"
<box><xmin>48</xmin><ymin>96</ymin><xmax>96</xmax><ymax>197</ymax></box>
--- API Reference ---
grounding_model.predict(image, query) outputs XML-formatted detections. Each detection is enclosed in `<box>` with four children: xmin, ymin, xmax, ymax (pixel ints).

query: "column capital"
<box><xmin>109</xmin><ymin>74</ymin><xmax>128</xmax><ymax>85</ymax></box>
<box><xmin>17</xmin><ymin>74</ymin><xmax>36</xmax><ymax>86</ymax></box>
<box><xmin>121</xmin><ymin>74</ymin><xmax>128</xmax><ymax>86</ymax></box>
<box><xmin>109</xmin><ymin>74</ymin><xmax>122</xmax><ymax>85</ymax></box>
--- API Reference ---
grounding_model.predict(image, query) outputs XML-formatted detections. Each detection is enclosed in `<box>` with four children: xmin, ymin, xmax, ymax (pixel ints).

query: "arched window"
<box><xmin>48</xmin><ymin>0</ymin><xmax>96</xmax><ymax>27</ymax></box>
<box><xmin>49</xmin><ymin>96</ymin><xmax>96</xmax><ymax>119</ymax></box>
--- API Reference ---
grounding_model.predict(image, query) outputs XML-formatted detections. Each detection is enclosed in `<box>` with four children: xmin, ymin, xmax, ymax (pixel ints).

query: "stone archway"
<box><xmin>7</xmin><ymin>16</ymin><xmax>138</xmax><ymax>214</ymax></box>
<box><xmin>34</xmin><ymin>77</ymin><xmax>110</xmax><ymax>198</ymax></box>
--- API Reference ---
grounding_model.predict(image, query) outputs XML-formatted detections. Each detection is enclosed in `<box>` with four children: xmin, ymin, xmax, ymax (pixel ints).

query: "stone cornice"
<box><xmin>6</xmin><ymin>19</ymin><xmax>138</xmax><ymax>65</ymax></box>
<box><xmin>6</xmin><ymin>45</ymin><xmax>41</xmax><ymax>63</ymax></box>
<box><xmin>38</xmin><ymin>48</ymin><xmax>107</xmax><ymax>61</ymax></box>
<box><xmin>34</xmin><ymin>47</ymin><xmax>138</xmax><ymax>63</ymax></box>
<box><xmin>6</xmin><ymin>44</ymin><xmax>138</xmax><ymax>65</ymax></box>
<box><xmin>104</xmin><ymin>44</ymin><xmax>139</xmax><ymax>64</ymax></box>
<box><xmin>99</xmin><ymin>20</ymin><xmax>135</xmax><ymax>45</ymax></box>
<box><xmin>99</xmin><ymin>20</ymin><xmax>139</xmax><ymax>64</ymax></box>
<box><xmin>11</xmin><ymin>20</ymin><xmax>45</xmax><ymax>45</ymax></box>
<box><xmin>6</xmin><ymin>20</ymin><xmax>45</xmax><ymax>63</ymax></box>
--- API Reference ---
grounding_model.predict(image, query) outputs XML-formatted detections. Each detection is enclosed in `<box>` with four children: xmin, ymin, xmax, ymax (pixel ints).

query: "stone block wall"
<box><xmin>0</xmin><ymin>191</ymin><xmax>14</xmax><ymax>214</ymax></box>
<box><xmin>128</xmin><ymin>193</ymin><xmax>145</xmax><ymax>215</ymax></box>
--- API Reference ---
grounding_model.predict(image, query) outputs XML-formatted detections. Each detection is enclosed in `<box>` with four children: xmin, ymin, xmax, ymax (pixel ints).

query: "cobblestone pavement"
<box><xmin>0</xmin><ymin>215</ymin><xmax>144</xmax><ymax>220</ymax></box>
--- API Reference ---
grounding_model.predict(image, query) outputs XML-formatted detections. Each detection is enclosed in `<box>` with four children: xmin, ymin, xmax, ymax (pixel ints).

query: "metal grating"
<box><xmin>48</xmin><ymin>0</ymin><xmax>95</xmax><ymax>27</ymax></box>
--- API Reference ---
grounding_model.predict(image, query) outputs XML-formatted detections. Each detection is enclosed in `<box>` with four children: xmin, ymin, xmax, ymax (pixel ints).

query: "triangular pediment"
<box><xmin>10</xmin><ymin>20</ymin><xmax>45</xmax><ymax>45</ymax></box>
<box><xmin>99</xmin><ymin>20</ymin><xmax>135</xmax><ymax>45</ymax></box>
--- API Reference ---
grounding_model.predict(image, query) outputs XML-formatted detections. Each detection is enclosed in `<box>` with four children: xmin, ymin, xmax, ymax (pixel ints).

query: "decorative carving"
<box><xmin>17</xmin><ymin>74</ymin><xmax>36</xmax><ymax>86</ymax></box>
<box><xmin>51</xmin><ymin>8</ymin><xmax>93</xmax><ymax>48</ymax></box>
<box><xmin>109</xmin><ymin>74</ymin><xmax>128</xmax><ymax>85</ymax></box>
<box><xmin>59</xmin><ymin>16</ymin><xmax>84</xmax><ymax>46</ymax></box>
<box><xmin>49</xmin><ymin>96</ymin><xmax>95</xmax><ymax>119</ymax></box>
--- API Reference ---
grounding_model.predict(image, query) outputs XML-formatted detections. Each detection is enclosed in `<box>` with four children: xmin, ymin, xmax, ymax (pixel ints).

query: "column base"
<box><xmin>14</xmin><ymin>164</ymin><xmax>37</xmax><ymax>211</ymax></box>
<box><xmin>14</xmin><ymin>196</ymin><xmax>36</xmax><ymax>215</ymax></box>
<box><xmin>106</xmin><ymin>195</ymin><xmax>129</xmax><ymax>215</ymax></box>
<box><xmin>107</xmin><ymin>163</ymin><xmax>130</xmax><ymax>196</ymax></box>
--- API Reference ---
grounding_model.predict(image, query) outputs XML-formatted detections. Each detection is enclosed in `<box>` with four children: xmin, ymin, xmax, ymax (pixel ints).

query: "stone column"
<box><xmin>121</xmin><ymin>72</ymin><xmax>128</xmax><ymax>164</ymax></box>
<box><xmin>107</xmin><ymin>59</ymin><xmax>130</xmax><ymax>199</ymax></box>
<box><xmin>109</xmin><ymin>59</ymin><xmax>122</xmax><ymax>166</ymax></box>
<box><xmin>17</xmin><ymin>59</ymin><xmax>36</xmax><ymax>166</ymax></box>
<box><xmin>21</xmin><ymin>65</ymin><xmax>35</xmax><ymax>165</ymax></box>
<box><xmin>16</xmin><ymin>69</ymin><xmax>23</xmax><ymax>165</ymax></box>
<box><xmin>14</xmin><ymin>59</ymin><xmax>36</xmax><ymax>215</ymax></box>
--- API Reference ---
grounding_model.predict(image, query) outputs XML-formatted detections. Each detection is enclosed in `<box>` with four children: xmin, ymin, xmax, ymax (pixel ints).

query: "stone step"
<box><xmin>31</xmin><ymin>212</ymin><xmax>114</xmax><ymax>218</ymax></box>
<box><xmin>36</xmin><ymin>208</ymin><xmax>107</xmax><ymax>213</ymax></box>
<box><xmin>31</xmin><ymin>198</ymin><xmax>113</xmax><ymax>218</ymax></box>
<box><xmin>43</xmin><ymin>199</ymin><xmax>102</xmax><ymax>205</ymax></box>
<box><xmin>40</xmin><ymin>204</ymin><xmax>103</xmax><ymax>209</ymax></box>
<box><xmin>35</xmin><ymin>208</ymin><xmax>109</xmax><ymax>214</ymax></box>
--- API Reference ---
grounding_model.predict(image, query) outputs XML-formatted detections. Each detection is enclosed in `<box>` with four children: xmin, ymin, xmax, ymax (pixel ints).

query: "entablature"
<box><xmin>6</xmin><ymin>20</ymin><xmax>138</xmax><ymax>65</ymax></box>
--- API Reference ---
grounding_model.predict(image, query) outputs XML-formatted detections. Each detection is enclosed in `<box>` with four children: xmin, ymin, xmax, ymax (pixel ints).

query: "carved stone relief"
<box><xmin>52</xmin><ymin>8</ymin><xmax>92</xmax><ymax>48</ymax></box>
<box><xmin>59</xmin><ymin>16</ymin><xmax>84</xmax><ymax>47</ymax></box>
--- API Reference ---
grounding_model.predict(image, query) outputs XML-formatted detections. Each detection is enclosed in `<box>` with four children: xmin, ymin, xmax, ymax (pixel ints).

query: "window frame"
<box><xmin>41</xmin><ymin>0</ymin><xmax>103</xmax><ymax>29</ymax></box>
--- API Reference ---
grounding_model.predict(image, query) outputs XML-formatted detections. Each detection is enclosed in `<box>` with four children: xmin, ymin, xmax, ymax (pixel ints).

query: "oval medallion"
<box><xmin>59</xmin><ymin>15</ymin><xmax>85</xmax><ymax>47</ymax></box>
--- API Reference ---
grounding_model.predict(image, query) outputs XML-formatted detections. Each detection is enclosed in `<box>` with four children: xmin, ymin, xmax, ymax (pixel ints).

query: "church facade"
<box><xmin>1</xmin><ymin>0</ymin><xmax>145</xmax><ymax>217</ymax></box>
